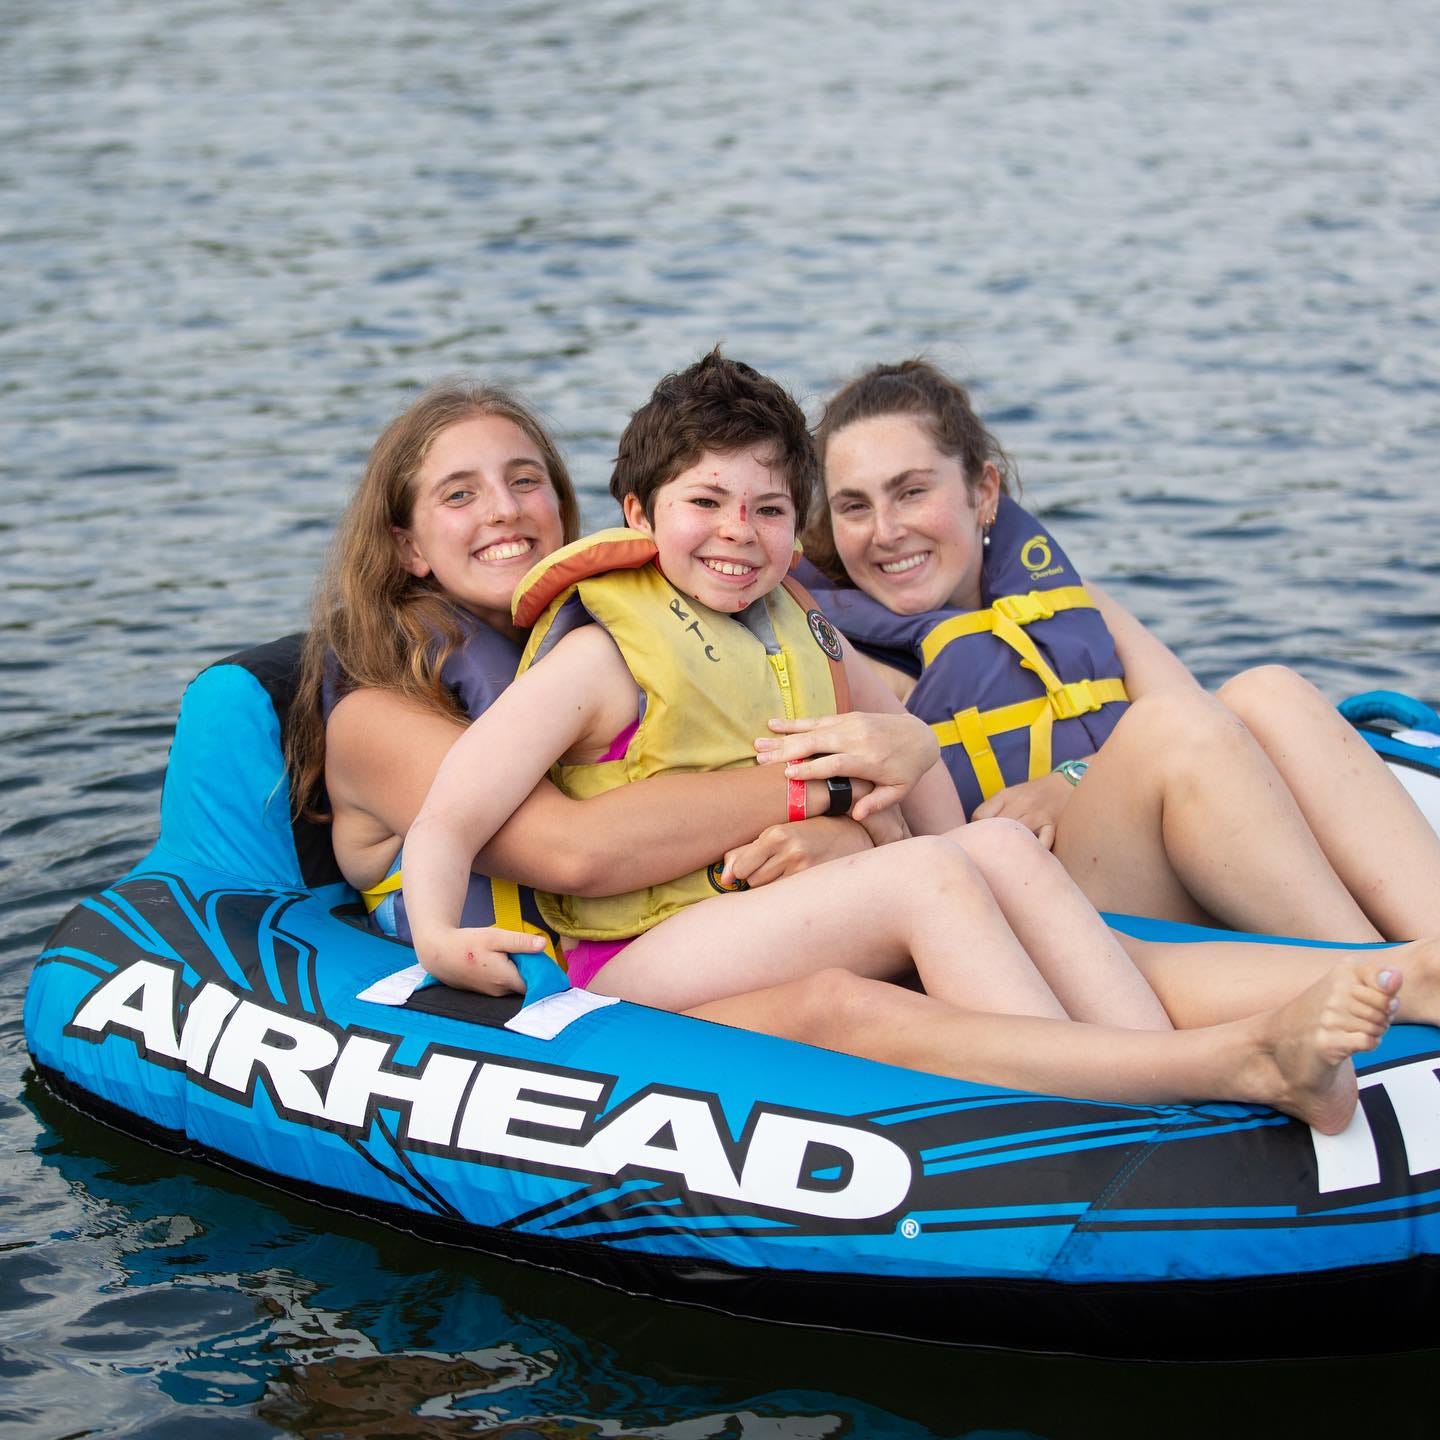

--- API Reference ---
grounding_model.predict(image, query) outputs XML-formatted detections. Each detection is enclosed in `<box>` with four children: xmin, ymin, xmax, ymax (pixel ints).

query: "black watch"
<box><xmin>824</xmin><ymin>776</ymin><xmax>853</xmax><ymax>817</ymax></box>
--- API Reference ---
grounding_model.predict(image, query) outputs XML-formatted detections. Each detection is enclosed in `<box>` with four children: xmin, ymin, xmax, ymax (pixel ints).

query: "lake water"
<box><xmin>4</xmin><ymin>1</ymin><xmax>1440</xmax><ymax>1434</ymax></box>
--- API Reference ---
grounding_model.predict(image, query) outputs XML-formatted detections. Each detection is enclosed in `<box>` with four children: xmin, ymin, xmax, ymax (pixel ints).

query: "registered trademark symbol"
<box><xmin>900</xmin><ymin>1217</ymin><xmax>920</xmax><ymax>1239</ymax></box>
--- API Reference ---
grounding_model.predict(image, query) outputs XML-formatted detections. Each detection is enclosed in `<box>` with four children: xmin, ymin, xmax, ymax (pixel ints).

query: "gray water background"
<box><xmin>4</xmin><ymin>1</ymin><xmax>1440</xmax><ymax>1435</ymax></box>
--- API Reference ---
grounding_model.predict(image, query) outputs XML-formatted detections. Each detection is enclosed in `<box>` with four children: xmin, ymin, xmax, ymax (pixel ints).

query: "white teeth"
<box><xmin>879</xmin><ymin>553</ymin><xmax>928</xmax><ymax>575</ymax></box>
<box><xmin>478</xmin><ymin>540</ymin><xmax>531</xmax><ymax>562</ymax></box>
<box><xmin>703</xmin><ymin>559</ymin><xmax>754</xmax><ymax>577</ymax></box>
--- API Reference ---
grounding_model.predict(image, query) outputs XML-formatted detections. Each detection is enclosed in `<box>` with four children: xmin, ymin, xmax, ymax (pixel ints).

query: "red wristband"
<box><xmin>787</xmin><ymin>776</ymin><xmax>807</xmax><ymax>823</ymax></box>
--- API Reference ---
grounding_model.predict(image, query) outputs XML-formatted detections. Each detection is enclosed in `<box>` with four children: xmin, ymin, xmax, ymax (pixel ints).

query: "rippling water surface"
<box><xmin>5</xmin><ymin>1</ymin><xmax>1440</xmax><ymax>1435</ymax></box>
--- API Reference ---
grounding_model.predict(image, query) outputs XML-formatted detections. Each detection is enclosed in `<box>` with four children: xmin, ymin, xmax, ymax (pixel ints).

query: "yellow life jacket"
<box><xmin>512</xmin><ymin>528</ymin><xmax>848</xmax><ymax>940</ymax></box>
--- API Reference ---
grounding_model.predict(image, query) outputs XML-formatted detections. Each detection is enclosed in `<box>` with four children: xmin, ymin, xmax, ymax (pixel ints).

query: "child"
<box><xmin>399</xmin><ymin>351</ymin><xmax>1401</xmax><ymax>1129</ymax></box>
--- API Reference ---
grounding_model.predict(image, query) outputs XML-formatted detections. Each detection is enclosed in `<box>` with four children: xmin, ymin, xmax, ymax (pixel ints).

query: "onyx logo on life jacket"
<box><xmin>706</xmin><ymin>860</ymin><xmax>749</xmax><ymax>894</ymax></box>
<box><xmin>668</xmin><ymin>597</ymin><xmax>720</xmax><ymax>663</ymax></box>
<box><xmin>1020</xmin><ymin>535</ymin><xmax>1062</xmax><ymax>581</ymax></box>
<box><xmin>65</xmin><ymin>956</ymin><xmax>915</xmax><ymax>1225</ymax></box>
<box><xmin>806</xmin><ymin>609</ymin><xmax>845</xmax><ymax>662</ymax></box>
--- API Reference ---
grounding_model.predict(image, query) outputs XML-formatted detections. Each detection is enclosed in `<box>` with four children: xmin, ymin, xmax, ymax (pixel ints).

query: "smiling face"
<box><xmin>823</xmin><ymin>413</ymin><xmax>1000</xmax><ymax>615</ymax></box>
<box><xmin>393</xmin><ymin>414</ymin><xmax>566</xmax><ymax>635</ymax></box>
<box><xmin>622</xmin><ymin>445</ymin><xmax>797</xmax><ymax>614</ymax></box>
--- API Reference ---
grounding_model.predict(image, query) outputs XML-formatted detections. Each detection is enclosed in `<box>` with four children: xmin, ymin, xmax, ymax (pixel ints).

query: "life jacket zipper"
<box><xmin>769</xmin><ymin>651</ymin><xmax>796</xmax><ymax>720</ymax></box>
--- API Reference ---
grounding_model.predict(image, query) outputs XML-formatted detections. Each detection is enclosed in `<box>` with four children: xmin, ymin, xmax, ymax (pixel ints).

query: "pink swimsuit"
<box><xmin>561</xmin><ymin>717</ymin><xmax>640</xmax><ymax>990</ymax></box>
<box><xmin>564</xmin><ymin>936</ymin><xmax>631</xmax><ymax>989</ymax></box>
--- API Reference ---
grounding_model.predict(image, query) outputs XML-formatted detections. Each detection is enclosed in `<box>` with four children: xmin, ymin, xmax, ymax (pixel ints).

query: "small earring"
<box><xmin>982</xmin><ymin>513</ymin><xmax>994</xmax><ymax>548</ymax></box>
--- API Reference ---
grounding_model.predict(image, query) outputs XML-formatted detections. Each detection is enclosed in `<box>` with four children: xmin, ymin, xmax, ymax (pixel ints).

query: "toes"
<box><xmin>1343</xmin><ymin>966</ymin><xmax>1402</xmax><ymax>1024</ymax></box>
<box><xmin>1351</xmin><ymin>995</ymin><xmax>1393</xmax><ymax>1027</ymax></box>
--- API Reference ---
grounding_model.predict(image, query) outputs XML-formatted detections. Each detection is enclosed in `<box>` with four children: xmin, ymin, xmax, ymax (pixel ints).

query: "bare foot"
<box><xmin>1241</xmin><ymin>963</ymin><xmax>1402</xmax><ymax>1134</ymax></box>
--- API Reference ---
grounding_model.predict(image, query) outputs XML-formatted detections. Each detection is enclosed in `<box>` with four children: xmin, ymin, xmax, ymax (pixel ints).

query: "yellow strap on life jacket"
<box><xmin>930</xmin><ymin>678</ymin><xmax>1129</xmax><ymax>799</ymax></box>
<box><xmin>491</xmin><ymin>875</ymin><xmax>564</xmax><ymax>969</ymax></box>
<box><xmin>919</xmin><ymin>585</ymin><xmax>1097</xmax><ymax>667</ymax></box>
<box><xmin>359</xmin><ymin>867</ymin><xmax>403</xmax><ymax>914</ymax></box>
<box><xmin>952</xmin><ymin>706</ymin><xmax>1006</xmax><ymax>799</ymax></box>
<box><xmin>920</xmin><ymin>586</ymin><xmax>1127</xmax><ymax>802</ymax></box>
<box><xmin>359</xmin><ymin>865</ymin><xmax>561</xmax><ymax>967</ymax></box>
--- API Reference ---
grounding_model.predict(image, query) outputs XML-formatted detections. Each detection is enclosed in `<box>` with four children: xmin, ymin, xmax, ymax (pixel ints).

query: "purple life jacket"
<box><xmin>803</xmin><ymin>497</ymin><xmax>1130</xmax><ymax>816</ymax></box>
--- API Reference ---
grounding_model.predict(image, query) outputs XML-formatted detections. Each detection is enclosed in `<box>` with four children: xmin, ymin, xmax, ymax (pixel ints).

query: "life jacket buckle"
<box><xmin>992</xmin><ymin>591</ymin><xmax>1054</xmax><ymax>626</ymax></box>
<box><xmin>1049</xmin><ymin>679</ymin><xmax>1100</xmax><ymax>720</ymax></box>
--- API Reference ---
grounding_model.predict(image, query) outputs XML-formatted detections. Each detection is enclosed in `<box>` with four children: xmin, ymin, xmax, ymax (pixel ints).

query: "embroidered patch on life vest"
<box><xmin>807</xmin><ymin>609</ymin><xmax>844</xmax><ymax>661</ymax></box>
<box><xmin>706</xmin><ymin>861</ymin><xmax>750</xmax><ymax>894</ymax></box>
<box><xmin>1019</xmin><ymin>535</ymin><xmax>1065</xmax><ymax>578</ymax></box>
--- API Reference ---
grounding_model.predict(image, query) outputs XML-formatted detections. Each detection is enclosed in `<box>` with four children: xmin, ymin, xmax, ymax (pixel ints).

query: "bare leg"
<box><xmin>1121</xmin><ymin>932</ymin><xmax>1440</xmax><ymax>1029</ymax></box>
<box><xmin>1218</xmin><ymin>665</ymin><xmax>1440</xmax><ymax>938</ymax></box>
<box><xmin>689</xmin><ymin>963</ymin><xmax>1401</xmax><ymax>1135</ymax></box>
<box><xmin>1053</xmin><ymin>687</ymin><xmax>1382</xmax><ymax>941</ymax></box>
<box><xmin>590</xmin><ymin>836</ymin><xmax>1070</xmax><ymax>1018</ymax></box>
<box><xmin>945</xmin><ymin>818</ymin><xmax>1172</xmax><ymax>1029</ymax></box>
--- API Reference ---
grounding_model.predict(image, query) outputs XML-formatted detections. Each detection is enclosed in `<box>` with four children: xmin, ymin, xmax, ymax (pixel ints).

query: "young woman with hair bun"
<box><xmin>793</xmin><ymin>358</ymin><xmax>1440</xmax><ymax>944</ymax></box>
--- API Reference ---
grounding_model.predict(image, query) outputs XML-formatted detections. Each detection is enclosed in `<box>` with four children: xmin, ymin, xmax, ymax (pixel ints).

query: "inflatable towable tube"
<box><xmin>23</xmin><ymin>639</ymin><xmax>1440</xmax><ymax>1361</ymax></box>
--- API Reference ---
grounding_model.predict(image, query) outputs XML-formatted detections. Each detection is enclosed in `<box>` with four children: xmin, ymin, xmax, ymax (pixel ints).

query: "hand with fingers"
<box><xmin>412</xmin><ymin>925</ymin><xmax>549</xmax><ymax>994</ymax></box>
<box><xmin>851</xmin><ymin>801</ymin><xmax>911</xmax><ymax>850</ymax></box>
<box><xmin>971</xmin><ymin>773</ymin><xmax>1076</xmax><ymax>851</ymax></box>
<box><xmin>755</xmin><ymin>711</ymin><xmax>939</xmax><ymax>820</ymax></box>
<box><xmin>720</xmin><ymin>817</ymin><xmax>873</xmax><ymax>889</ymax></box>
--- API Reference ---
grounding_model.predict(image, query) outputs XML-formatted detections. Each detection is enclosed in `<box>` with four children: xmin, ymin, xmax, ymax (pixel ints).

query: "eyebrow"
<box><xmin>426</xmin><ymin>468</ymin><xmax>477</xmax><ymax>490</ymax></box>
<box><xmin>425</xmin><ymin>458</ymin><xmax>544</xmax><ymax>491</ymax></box>
<box><xmin>686</xmin><ymin>481</ymin><xmax>794</xmax><ymax>503</ymax></box>
<box><xmin>829</xmin><ymin>467</ymin><xmax>935</xmax><ymax>501</ymax></box>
